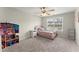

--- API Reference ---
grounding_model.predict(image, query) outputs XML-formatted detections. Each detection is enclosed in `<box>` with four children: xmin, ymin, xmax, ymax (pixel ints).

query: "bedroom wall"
<box><xmin>41</xmin><ymin>11</ymin><xmax>75</xmax><ymax>39</ymax></box>
<box><xmin>0</xmin><ymin>7</ymin><xmax>41</xmax><ymax>41</ymax></box>
<box><xmin>75</xmin><ymin>9</ymin><xmax>79</xmax><ymax>45</ymax></box>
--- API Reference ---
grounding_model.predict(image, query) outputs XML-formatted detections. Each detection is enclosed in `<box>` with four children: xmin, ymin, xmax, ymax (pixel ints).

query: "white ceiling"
<box><xmin>15</xmin><ymin>7</ymin><xmax>78</xmax><ymax>16</ymax></box>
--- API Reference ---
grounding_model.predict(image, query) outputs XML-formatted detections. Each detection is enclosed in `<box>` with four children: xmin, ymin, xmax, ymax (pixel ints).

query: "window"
<box><xmin>47</xmin><ymin>17</ymin><xmax>63</xmax><ymax>31</ymax></box>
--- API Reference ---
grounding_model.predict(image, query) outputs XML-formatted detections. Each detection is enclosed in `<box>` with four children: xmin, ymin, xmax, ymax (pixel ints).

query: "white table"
<box><xmin>31</xmin><ymin>31</ymin><xmax>37</xmax><ymax>38</ymax></box>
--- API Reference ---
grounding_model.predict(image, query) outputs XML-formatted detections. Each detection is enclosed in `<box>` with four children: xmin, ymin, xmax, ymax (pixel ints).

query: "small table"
<box><xmin>31</xmin><ymin>31</ymin><xmax>37</xmax><ymax>38</ymax></box>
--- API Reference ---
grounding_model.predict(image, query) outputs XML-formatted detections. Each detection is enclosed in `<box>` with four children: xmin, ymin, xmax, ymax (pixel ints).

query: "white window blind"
<box><xmin>47</xmin><ymin>17</ymin><xmax>63</xmax><ymax>31</ymax></box>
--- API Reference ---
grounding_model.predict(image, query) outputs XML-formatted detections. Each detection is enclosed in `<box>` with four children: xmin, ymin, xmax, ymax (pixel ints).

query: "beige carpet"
<box><xmin>2</xmin><ymin>36</ymin><xmax>79</xmax><ymax>52</ymax></box>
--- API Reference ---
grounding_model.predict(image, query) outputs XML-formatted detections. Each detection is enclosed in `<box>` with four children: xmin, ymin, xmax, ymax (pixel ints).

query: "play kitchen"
<box><xmin>0</xmin><ymin>23</ymin><xmax>19</xmax><ymax>50</ymax></box>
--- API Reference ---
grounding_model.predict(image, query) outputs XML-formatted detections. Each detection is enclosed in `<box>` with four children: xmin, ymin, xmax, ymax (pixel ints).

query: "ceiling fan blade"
<box><xmin>48</xmin><ymin>9</ymin><xmax>55</xmax><ymax>11</ymax></box>
<box><xmin>34</xmin><ymin>7</ymin><xmax>55</xmax><ymax>16</ymax></box>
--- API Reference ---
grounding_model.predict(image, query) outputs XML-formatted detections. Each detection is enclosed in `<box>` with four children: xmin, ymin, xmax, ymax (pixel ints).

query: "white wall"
<box><xmin>75</xmin><ymin>9</ymin><xmax>79</xmax><ymax>45</ymax></box>
<box><xmin>41</xmin><ymin>12</ymin><xmax>75</xmax><ymax>38</ymax></box>
<box><xmin>5</xmin><ymin>8</ymin><xmax>41</xmax><ymax>40</ymax></box>
<box><xmin>0</xmin><ymin>7</ymin><xmax>41</xmax><ymax>51</ymax></box>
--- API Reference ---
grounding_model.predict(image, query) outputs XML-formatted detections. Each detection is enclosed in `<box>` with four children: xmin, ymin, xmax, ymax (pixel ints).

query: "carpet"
<box><xmin>2</xmin><ymin>36</ymin><xmax>79</xmax><ymax>52</ymax></box>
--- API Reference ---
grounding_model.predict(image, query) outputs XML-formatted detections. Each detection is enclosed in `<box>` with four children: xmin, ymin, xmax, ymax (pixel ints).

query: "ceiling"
<box><xmin>15</xmin><ymin>7</ymin><xmax>78</xmax><ymax>16</ymax></box>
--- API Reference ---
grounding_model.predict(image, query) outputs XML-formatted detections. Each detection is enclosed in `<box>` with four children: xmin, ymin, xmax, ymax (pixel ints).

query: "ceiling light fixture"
<box><xmin>40</xmin><ymin>7</ymin><xmax>54</xmax><ymax>16</ymax></box>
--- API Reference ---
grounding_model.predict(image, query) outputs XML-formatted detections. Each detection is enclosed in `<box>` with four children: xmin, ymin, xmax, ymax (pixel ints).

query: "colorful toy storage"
<box><xmin>0</xmin><ymin>23</ymin><xmax>19</xmax><ymax>49</ymax></box>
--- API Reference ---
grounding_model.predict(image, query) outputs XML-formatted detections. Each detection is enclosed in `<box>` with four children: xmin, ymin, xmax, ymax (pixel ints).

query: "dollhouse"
<box><xmin>0</xmin><ymin>23</ymin><xmax>19</xmax><ymax>49</ymax></box>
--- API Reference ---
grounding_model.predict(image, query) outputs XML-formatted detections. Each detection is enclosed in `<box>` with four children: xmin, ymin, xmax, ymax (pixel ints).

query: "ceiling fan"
<box><xmin>40</xmin><ymin>7</ymin><xmax>55</xmax><ymax>16</ymax></box>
